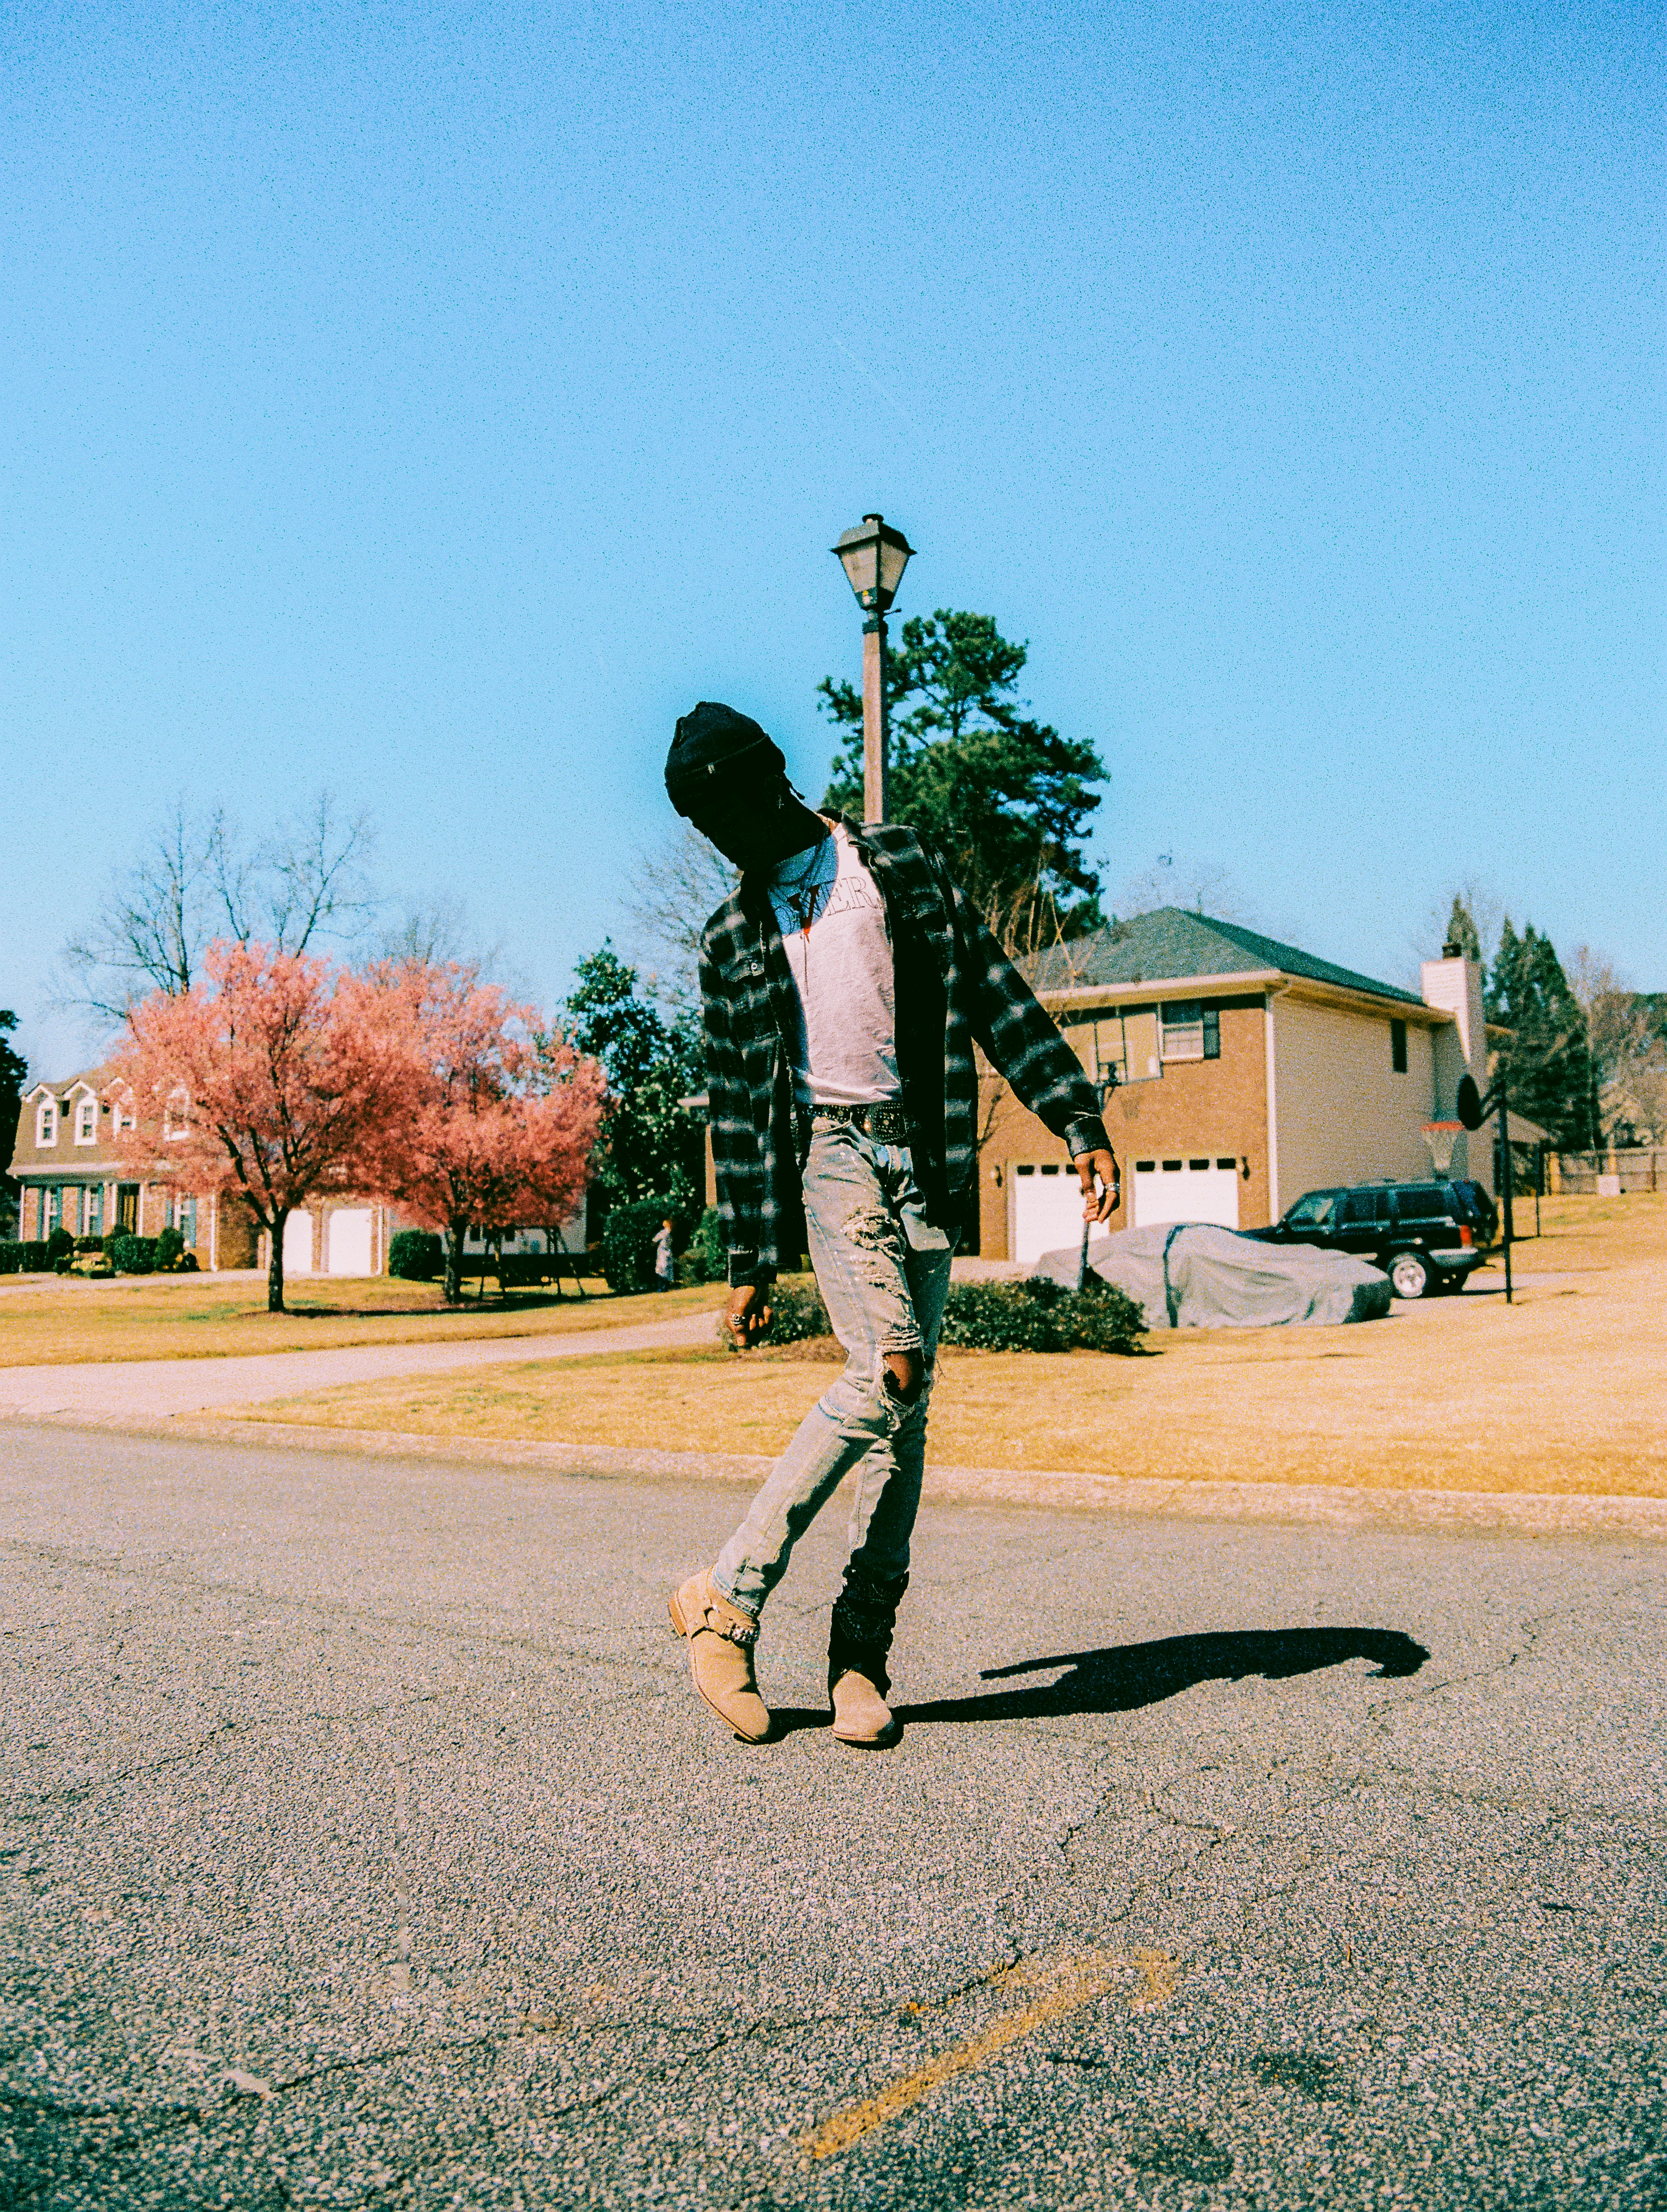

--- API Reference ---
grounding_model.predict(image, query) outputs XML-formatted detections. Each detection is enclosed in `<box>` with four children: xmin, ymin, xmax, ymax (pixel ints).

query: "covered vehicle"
<box><xmin>1032</xmin><ymin>1222</ymin><xmax>1391</xmax><ymax>1330</ymax></box>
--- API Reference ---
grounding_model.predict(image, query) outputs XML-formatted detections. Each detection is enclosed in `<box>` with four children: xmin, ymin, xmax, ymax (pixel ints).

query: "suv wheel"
<box><xmin>1389</xmin><ymin>1250</ymin><xmax>1431</xmax><ymax>1300</ymax></box>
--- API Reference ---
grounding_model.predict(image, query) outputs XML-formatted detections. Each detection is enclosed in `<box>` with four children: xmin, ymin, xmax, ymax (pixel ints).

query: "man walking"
<box><xmin>664</xmin><ymin>702</ymin><xmax>1118</xmax><ymax>1747</ymax></box>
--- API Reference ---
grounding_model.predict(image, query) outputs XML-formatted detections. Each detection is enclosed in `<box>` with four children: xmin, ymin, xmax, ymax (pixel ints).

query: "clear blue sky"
<box><xmin>3</xmin><ymin>0</ymin><xmax>1661</xmax><ymax>1079</ymax></box>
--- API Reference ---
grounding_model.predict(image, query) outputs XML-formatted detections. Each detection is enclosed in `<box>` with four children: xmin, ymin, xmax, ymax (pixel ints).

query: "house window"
<box><xmin>1391</xmin><ymin>1019</ymin><xmax>1408</xmax><ymax>1074</ymax></box>
<box><xmin>46</xmin><ymin>1186</ymin><xmax>61</xmax><ymax>1232</ymax></box>
<box><xmin>164</xmin><ymin>1087</ymin><xmax>191</xmax><ymax>1139</ymax></box>
<box><xmin>74</xmin><ymin>1099</ymin><xmax>96</xmax><ymax>1144</ymax></box>
<box><xmin>36</xmin><ymin>1100</ymin><xmax>57</xmax><ymax>1147</ymax></box>
<box><xmin>1203</xmin><ymin>1009</ymin><xmax>1220</xmax><ymax>1059</ymax></box>
<box><xmin>111</xmin><ymin>1091</ymin><xmax>135</xmax><ymax>1132</ymax></box>
<box><xmin>89</xmin><ymin>1185</ymin><xmax>104</xmax><ymax>1234</ymax></box>
<box><xmin>1160</xmin><ymin>1003</ymin><xmax>1206</xmax><ymax>1062</ymax></box>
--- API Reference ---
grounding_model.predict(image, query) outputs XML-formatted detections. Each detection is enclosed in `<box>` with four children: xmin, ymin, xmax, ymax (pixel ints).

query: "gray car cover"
<box><xmin>1031</xmin><ymin>1222</ymin><xmax>1391</xmax><ymax>1329</ymax></box>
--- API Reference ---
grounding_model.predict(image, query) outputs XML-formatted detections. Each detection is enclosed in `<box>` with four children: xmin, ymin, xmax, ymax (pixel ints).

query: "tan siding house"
<box><xmin>978</xmin><ymin>911</ymin><xmax>1490</xmax><ymax>1263</ymax></box>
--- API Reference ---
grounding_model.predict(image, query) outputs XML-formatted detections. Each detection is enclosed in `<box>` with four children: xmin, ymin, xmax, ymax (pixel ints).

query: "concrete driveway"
<box><xmin>0</xmin><ymin>1424</ymin><xmax>1660</xmax><ymax>2209</ymax></box>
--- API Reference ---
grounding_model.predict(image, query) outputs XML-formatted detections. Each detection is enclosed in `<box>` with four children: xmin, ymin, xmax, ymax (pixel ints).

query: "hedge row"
<box><xmin>717</xmin><ymin>1273</ymin><xmax>1145</xmax><ymax>1357</ymax></box>
<box><xmin>0</xmin><ymin>1231</ymin><xmax>198</xmax><ymax>1276</ymax></box>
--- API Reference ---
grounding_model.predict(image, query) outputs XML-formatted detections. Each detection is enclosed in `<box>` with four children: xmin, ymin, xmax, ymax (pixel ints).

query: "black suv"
<box><xmin>1248</xmin><ymin>1180</ymin><xmax>1487</xmax><ymax>1299</ymax></box>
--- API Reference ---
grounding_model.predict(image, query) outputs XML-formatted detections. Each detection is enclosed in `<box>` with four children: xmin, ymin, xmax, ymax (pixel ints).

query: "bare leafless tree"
<box><xmin>1118</xmin><ymin>854</ymin><xmax>1252</xmax><ymax>923</ymax></box>
<box><xmin>1567</xmin><ymin>944</ymin><xmax>1666</xmax><ymax>1141</ymax></box>
<box><xmin>621</xmin><ymin>824</ymin><xmax>739</xmax><ymax>1003</ymax></box>
<box><xmin>58</xmin><ymin>792</ymin><xmax>377</xmax><ymax>1030</ymax></box>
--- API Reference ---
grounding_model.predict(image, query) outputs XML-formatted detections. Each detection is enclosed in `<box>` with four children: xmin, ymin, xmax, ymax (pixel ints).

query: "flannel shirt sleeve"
<box><xmin>699</xmin><ymin>937</ymin><xmax>774</xmax><ymax>1287</ymax></box>
<box><xmin>947</xmin><ymin>878</ymin><xmax>1112</xmax><ymax>1159</ymax></box>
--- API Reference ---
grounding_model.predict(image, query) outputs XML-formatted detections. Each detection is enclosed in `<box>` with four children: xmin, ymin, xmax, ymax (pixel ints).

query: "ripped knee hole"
<box><xmin>882</xmin><ymin>1350</ymin><xmax>926</xmax><ymax>1406</ymax></box>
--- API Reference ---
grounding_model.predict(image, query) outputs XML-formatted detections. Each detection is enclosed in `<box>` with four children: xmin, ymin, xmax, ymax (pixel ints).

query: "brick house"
<box><xmin>11</xmin><ymin>1064</ymin><xmax>258</xmax><ymax>1268</ymax></box>
<box><xmin>11</xmin><ymin>1071</ymin><xmax>589</xmax><ymax>1277</ymax></box>
<box><xmin>980</xmin><ymin>911</ymin><xmax>1493</xmax><ymax>1262</ymax></box>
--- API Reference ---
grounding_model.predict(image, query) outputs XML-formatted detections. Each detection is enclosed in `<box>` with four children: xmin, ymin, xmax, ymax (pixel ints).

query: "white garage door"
<box><xmin>1132</xmin><ymin>1158</ymin><xmax>1241</xmax><ymax>1231</ymax></box>
<box><xmin>328</xmin><ymin>1208</ymin><xmax>376</xmax><ymax>1275</ymax></box>
<box><xmin>282</xmin><ymin>1210</ymin><xmax>315</xmax><ymax>1276</ymax></box>
<box><xmin>1012</xmin><ymin>1164</ymin><xmax>1090</xmax><ymax>1264</ymax></box>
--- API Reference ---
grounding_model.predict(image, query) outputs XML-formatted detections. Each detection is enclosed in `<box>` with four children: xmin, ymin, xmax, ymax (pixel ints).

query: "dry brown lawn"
<box><xmin>0</xmin><ymin>1272</ymin><xmax>724</xmax><ymax>1365</ymax></box>
<box><xmin>215</xmin><ymin>1195</ymin><xmax>1667</xmax><ymax>1499</ymax></box>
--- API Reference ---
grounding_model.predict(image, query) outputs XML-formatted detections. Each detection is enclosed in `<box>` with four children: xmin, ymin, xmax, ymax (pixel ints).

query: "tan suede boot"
<box><xmin>668</xmin><ymin>1571</ymin><xmax>770</xmax><ymax>1742</ymax></box>
<box><xmin>831</xmin><ymin>1668</ymin><xmax>896</xmax><ymax>1747</ymax></box>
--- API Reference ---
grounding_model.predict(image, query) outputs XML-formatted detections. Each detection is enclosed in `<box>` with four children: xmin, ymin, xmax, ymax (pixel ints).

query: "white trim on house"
<box><xmin>1264</xmin><ymin>981</ymin><xmax>1290</xmax><ymax>1221</ymax></box>
<box><xmin>1036</xmin><ymin>966</ymin><xmax>1451</xmax><ymax>1030</ymax></box>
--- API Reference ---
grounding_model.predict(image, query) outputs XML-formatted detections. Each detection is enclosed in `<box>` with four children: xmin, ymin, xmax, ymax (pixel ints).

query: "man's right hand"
<box><xmin>727</xmin><ymin>1283</ymin><xmax>772</xmax><ymax>1350</ymax></box>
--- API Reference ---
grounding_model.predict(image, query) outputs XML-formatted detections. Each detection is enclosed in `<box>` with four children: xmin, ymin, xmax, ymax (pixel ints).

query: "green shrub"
<box><xmin>45</xmin><ymin>1226</ymin><xmax>74</xmax><ymax>1265</ymax></box>
<box><xmin>678</xmin><ymin>1206</ymin><xmax>726</xmax><ymax>1286</ymax></box>
<box><xmin>388</xmin><ymin>1230</ymin><xmax>443</xmax><ymax>1281</ymax></box>
<box><xmin>0</xmin><ymin>1240</ymin><xmax>49</xmax><ymax>1275</ymax></box>
<box><xmin>717</xmin><ymin>1275</ymin><xmax>831</xmax><ymax>1350</ymax></box>
<box><xmin>938</xmin><ymin>1277</ymin><xmax>1145</xmax><ymax>1356</ymax></box>
<box><xmin>106</xmin><ymin>1232</ymin><xmax>158</xmax><ymax>1275</ymax></box>
<box><xmin>75</xmin><ymin>1234</ymin><xmax>104</xmax><ymax>1254</ymax></box>
<box><xmin>600</xmin><ymin>1199</ymin><xmax>677</xmax><ymax>1294</ymax></box>
<box><xmin>155</xmin><ymin>1227</ymin><xmax>185</xmax><ymax>1270</ymax></box>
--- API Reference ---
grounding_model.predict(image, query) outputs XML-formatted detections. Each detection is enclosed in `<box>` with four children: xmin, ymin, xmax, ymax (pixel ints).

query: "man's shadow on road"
<box><xmin>773</xmin><ymin>1627</ymin><xmax>1428</xmax><ymax>1737</ymax></box>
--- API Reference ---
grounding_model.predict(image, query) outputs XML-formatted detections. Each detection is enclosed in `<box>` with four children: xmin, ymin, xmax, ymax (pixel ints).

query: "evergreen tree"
<box><xmin>565</xmin><ymin>945</ymin><xmax>703</xmax><ymax>1214</ymax></box>
<box><xmin>820</xmin><ymin>610</ymin><xmax>1106</xmax><ymax>947</ymax></box>
<box><xmin>1486</xmin><ymin>921</ymin><xmax>1596</xmax><ymax>1149</ymax></box>
<box><xmin>1442</xmin><ymin>895</ymin><xmax>1482</xmax><ymax>960</ymax></box>
<box><xmin>0</xmin><ymin>1010</ymin><xmax>26</xmax><ymax>1231</ymax></box>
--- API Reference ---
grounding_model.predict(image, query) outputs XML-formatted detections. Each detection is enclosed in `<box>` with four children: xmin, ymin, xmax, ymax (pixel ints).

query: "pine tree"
<box><xmin>820</xmin><ymin>610</ymin><xmax>1106</xmax><ymax>947</ymax></box>
<box><xmin>1485</xmin><ymin>921</ymin><xmax>1596</xmax><ymax>1150</ymax></box>
<box><xmin>1442</xmin><ymin>896</ymin><xmax>1482</xmax><ymax>960</ymax></box>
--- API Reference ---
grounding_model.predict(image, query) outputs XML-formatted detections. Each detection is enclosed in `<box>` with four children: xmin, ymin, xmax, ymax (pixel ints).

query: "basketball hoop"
<box><xmin>1422</xmin><ymin>1122</ymin><xmax>1463</xmax><ymax>1176</ymax></box>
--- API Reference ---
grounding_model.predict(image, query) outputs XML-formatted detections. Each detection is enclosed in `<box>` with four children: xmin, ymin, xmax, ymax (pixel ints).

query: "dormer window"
<box><xmin>110</xmin><ymin>1090</ymin><xmax>136</xmax><ymax>1133</ymax></box>
<box><xmin>74</xmin><ymin>1098</ymin><xmax>97</xmax><ymax>1145</ymax></box>
<box><xmin>36</xmin><ymin>1099</ymin><xmax>57</xmax><ymax>1147</ymax></box>
<box><xmin>164</xmin><ymin>1087</ymin><xmax>191</xmax><ymax>1140</ymax></box>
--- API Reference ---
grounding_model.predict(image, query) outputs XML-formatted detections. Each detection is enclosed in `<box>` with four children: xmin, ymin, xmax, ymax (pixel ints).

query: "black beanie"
<box><xmin>665</xmin><ymin>702</ymin><xmax>785</xmax><ymax>816</ymax></box>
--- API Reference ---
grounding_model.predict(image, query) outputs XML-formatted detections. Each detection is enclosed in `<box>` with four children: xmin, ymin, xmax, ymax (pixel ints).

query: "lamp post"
<box><xmin>831</xmin><ymin>512</ymin><xmax>915</xmax><ymax>821</ymax></box>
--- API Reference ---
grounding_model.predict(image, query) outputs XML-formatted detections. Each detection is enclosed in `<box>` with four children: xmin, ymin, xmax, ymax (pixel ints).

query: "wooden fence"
<box><xmin>1548</xmin><ymin>1149</ymin><xmax>1667</xmax><ymax>1195</ymax></box>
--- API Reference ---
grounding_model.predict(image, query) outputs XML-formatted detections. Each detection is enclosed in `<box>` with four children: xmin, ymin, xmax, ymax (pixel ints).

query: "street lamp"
<box><xmin>831</xmin><ymin>512</ymin><xmax>915</xmax><ymax>821</ymax></box>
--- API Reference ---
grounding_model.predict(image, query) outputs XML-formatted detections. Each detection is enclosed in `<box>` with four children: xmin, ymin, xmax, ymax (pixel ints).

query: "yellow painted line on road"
<box><xmin>802</xmin><ymin>1947</ymin><xmax>1179</xmax><ymax>2162</ymax></box>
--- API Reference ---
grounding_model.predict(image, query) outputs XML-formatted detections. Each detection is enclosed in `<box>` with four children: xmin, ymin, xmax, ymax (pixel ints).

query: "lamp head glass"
<box><xmin>832</xmin><ymin>512</ymin><xmax>915</xmax><ymax>613</ymax></box>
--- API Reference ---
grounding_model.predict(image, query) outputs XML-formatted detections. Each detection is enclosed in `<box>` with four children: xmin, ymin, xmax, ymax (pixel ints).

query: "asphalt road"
<box><xmin>0</xmin><ymin>1426</ymin><xmax>1661</xmax><ymax>2211</ymax></box>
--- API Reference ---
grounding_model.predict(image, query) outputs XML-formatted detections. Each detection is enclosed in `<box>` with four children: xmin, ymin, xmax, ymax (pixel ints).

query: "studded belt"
<box><xmin>805</xmin><ymin>1101</ymin><xmax>912</xmax><ymax>1143</ymax></box>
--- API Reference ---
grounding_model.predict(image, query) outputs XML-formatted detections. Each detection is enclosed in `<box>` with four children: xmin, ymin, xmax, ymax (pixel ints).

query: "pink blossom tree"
<box><xmin>115</xmin><ymin>942</ymin><xmax>418</xmax><ymax>1312</ymax></box>
<box><xmin>362</xmin><ymin>963</ymin><xmax>605</xmax><ymax>1305</ymax></box>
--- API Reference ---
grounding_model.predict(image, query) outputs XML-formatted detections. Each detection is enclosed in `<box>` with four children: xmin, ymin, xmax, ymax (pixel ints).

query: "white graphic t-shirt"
<box><xmin>766</xmin><ymin>825</ymin><xmax>900</xmax><ymax>1106</ymax></box>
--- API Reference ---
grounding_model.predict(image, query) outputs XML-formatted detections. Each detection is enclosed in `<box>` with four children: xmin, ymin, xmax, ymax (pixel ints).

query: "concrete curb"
<box><xmin>11</xmin><ymin>1408</ymin><xmax>1666</xmax><ymax>1541</ymax></box>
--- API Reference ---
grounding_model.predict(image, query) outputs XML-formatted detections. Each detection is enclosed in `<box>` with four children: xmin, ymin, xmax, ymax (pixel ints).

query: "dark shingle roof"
<box><xmin>1024</xmin><ymin>910</ymin><xmax>1424</xmax><ymax>1007</ymax></box>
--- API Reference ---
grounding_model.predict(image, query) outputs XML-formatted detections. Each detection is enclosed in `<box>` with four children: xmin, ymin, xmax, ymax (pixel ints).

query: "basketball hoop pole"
<box><xmin>1456</xmin><ymin>1070</ymin><xmax>1513</xmax><ymax>1306</ymax></box>
<box><xmin>1498</xmin><ymin>1087</ymin><xmax>1514</xmax><ymax>1306</ymax></box>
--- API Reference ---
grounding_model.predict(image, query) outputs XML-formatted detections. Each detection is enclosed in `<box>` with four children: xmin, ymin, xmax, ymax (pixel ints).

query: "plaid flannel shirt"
<box><xmin>699</xmin><ymin>818</ymin><xmax>1111</xmax><ymax>1285</ymax></box>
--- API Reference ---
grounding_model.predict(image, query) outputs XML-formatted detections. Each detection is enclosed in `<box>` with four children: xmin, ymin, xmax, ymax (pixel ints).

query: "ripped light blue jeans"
<box><xmin>713</xmin><ymin>1121</ymin><xmax>957</xmax><ymax>1620</ymax></box>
